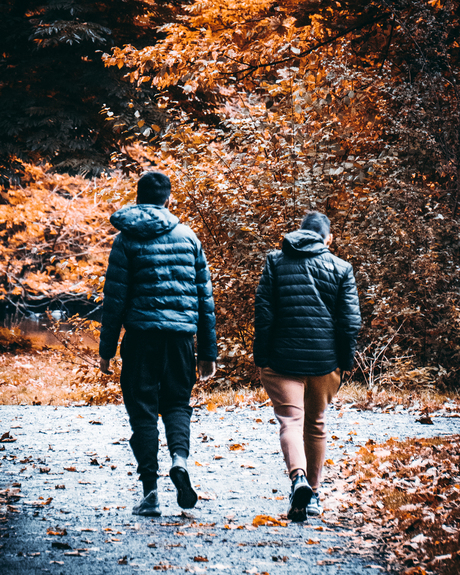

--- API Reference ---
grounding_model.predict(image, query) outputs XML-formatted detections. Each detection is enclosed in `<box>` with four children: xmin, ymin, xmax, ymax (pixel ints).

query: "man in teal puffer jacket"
<box><xmin>99</xmin><ymin>172</ymin><xmax>217</xmax><ymax>516</ymax></box>
<box><xmin>254</xmin><ymin>211</ymin><xmax>361</xmax><ymax>522</ymax></box>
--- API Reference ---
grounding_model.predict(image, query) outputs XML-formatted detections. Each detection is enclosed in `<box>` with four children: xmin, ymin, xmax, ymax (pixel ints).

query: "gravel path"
<box><xmin>0</xmin><ymin>401</ymin><xmax>458</xmax><ymax>574</ymax></box>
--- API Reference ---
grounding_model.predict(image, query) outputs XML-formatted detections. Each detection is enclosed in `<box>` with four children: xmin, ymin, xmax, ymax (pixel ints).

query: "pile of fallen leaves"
<box><xmin>340</xmin><ymin>435</ymin><xmax>460</xmax><ymax>574</ymax></box>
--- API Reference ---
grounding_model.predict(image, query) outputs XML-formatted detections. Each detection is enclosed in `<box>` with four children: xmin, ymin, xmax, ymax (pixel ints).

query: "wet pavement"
<box><xmin>1</xmin><ymin>402</ymin><xmax>458</xmax><ymax>574</ymax></box>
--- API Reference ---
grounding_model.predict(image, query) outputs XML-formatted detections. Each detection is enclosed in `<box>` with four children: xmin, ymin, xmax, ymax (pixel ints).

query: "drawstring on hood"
<box><xmin>282</xmin><ymin>230</ymin><xmax>329</xmax><ymax>258</ymax></box>
<box><xmin>110</xmin><ymin>204</ymin><xmax>179</xmax><ymax>240</ymax></box>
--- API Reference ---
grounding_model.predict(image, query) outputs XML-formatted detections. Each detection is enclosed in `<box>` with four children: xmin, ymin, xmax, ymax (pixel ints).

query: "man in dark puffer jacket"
<box><xmin>254</xmin><ymin>211</ymin><xmax>360</xmax><ymax>521</ymax></box>
<box><xmin>99</xmin><ymin>172</ymin><xmax>217</xmax><ymax>517</ymax></box>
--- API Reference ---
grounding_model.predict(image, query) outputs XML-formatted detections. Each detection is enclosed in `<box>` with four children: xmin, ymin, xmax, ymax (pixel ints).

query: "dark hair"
<box><xmin>300</xmin><ymin>211</ymin><xmax>331</xmax><ymax>239</ymax></box>
<box><xmin>137</xmin><ymin>172</ymin><xmax>171</xmax><ymax>205</ymax></box>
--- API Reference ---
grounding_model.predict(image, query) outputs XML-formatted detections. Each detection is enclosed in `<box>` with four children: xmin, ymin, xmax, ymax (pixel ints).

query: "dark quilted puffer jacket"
<box><xmin>253</xmin><ymin>230</ymin><xmax>361</xmax><ymax>375</ymax></box>
<box><xmin>99</xmin><ymin>204</ymin><xmax>217</xmax><ymax>362</ymax></box>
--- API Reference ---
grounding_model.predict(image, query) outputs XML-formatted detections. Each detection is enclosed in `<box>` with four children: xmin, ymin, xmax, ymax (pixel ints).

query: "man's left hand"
<box><xmin>198</xmin><ymin>360</ymin><xmax>216</xmax><ymax>380</ymax></box>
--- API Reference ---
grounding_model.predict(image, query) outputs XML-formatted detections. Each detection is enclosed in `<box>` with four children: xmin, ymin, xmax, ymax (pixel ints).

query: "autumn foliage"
<box><xmin>1</xmin><ymin>1</ymin><xmax>459</xmax><ymax>389</ymax></box>
<box><xmin>102</xmin><ymin>0</ymin><xmax>460</xmax><ymax>388</ymax></box>
<box><xmin>341</xmin><ymin>435</ymin><xmax>460</xmax><ymax>574</ymax></box>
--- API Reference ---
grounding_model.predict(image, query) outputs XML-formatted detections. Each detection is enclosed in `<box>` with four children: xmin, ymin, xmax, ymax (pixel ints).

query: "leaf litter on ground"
<box><xmin>337</xmin><ymin>434</ymin><xmax>460</xmax><ymax>575</ymax></box>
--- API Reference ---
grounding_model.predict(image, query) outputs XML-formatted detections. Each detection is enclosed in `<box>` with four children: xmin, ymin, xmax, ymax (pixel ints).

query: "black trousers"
<box><xmin>120</xmin><ymin>329</ymin><xmax>196</xmax><ymax>485</ymax></box>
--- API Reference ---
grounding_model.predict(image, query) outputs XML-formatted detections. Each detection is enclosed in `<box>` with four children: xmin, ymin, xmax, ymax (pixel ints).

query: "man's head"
<box><xmin>301</xmin><ymin>211</ymin><xmax>332</xmax><ymax>246</ymax></box>
<box><xmin>137</xmin><ymin>171</ymin><xmax>171</xmax><ymax>206</ymax></box>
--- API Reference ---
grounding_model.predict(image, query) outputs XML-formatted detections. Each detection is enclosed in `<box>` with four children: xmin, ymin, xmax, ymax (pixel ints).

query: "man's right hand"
<box><xmin>198</xmin><ymin>360</ymin><xmax>216</xmax><ymax>381</ymax></box>
<box><xmin>100</xmin><ymin>357</ymin><xmax>111</xmax><ymax>374</ymax></box>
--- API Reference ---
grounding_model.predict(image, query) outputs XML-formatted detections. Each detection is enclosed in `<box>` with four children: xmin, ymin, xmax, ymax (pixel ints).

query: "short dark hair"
<box><xmin>137</xmin><ymin>172</ymin><xmax>171</xmax><ymax>205</ymax></box>
<box><xmin>300</xmin><ymin>211</ymin><xmax>331</xmax><ymax>239</ymax></box>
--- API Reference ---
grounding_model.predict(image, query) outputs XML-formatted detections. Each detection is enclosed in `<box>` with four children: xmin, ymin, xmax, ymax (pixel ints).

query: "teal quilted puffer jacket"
<box><xmin>254</xmin><ymin>230</ymin><xmax>361</xmax><ymax>376</ymax></box>
<box><xmin>99</xmin><ymin>204</ymin><xmax>216</xmax><ymax>362</ymax></box>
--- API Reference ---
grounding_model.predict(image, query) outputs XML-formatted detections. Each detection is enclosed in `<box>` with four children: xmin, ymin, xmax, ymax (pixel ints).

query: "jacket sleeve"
<box><xmin>253</xmin><ymin>254</ymin><xmax>276</xmax><ymax>368</ymax></box>
<box><xmin>195</xmin><ymin>242</ymin><xmax>217</xmax><ymax>361</ymax></box>
<box><xmin>335</xmin><ymin>265</ymin><xmax>361</xmax><ymax>371</ymax></box>
<box><xmin>99</xmin><ymin>234</ymin><xmax>131</xmax><ymax>360</ymax></box>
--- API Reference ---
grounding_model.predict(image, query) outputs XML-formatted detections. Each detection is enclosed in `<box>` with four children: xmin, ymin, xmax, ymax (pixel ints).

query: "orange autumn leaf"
<box><xmin>252</xmin><ymin>515</ymin><xmax>287</xmax><ymax>527</ymax></box>
<box><xmin>46</xmin><ymin>527</ymin><xmax>67</xmax><ymax>536</ymax></box>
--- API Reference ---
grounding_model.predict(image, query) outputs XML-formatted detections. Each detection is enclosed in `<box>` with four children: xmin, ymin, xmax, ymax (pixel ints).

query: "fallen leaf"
<box><xmin>416</xmin><ymin>416</ymin><xmax>434</xmax><ymax>425</ymax></box>
<box><xmin>47</xmin><ymin>527</ymin><xmax>67</xmax><ymax>536</ymax></box>
<box><xmin>194</xmin><ymin>556</ymin><xmax>209</xmax><ymax>562</ymax></box>
<box><xmin>89</xmin><ymin>421</ymin><xmax>102</xmax><ymax>425</ymax></box>
<box><xmin>198</xmin><ymin>492</ymin><xmax>217</xmax><ymax>500</ymax></box>
<box><xmin>64</xmin><ymin>467</ymin><xmax>77</xmax><ymax>472</ymax></box>
<box><xmin>252</xmin><ymin>515</ymin><xmax>287</xmax><ymax>527</ymax></box>
<box><xmin>0</xmin><ymin>431</ymin><xmax>17</xmax><ymax>443</ymax></box>
<box><xmin>207</xmin><ymin>403</ymin><xmax>217</xmax><ymax>412</ymax></box>
<box><xmin>229</xmin><ymin>443</ymin><xmax>244</xmax><ymax>451</ymax></box>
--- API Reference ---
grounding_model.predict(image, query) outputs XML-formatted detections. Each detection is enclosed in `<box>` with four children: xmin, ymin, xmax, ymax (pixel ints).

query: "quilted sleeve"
<box><xmin>335</xmin><ymin>264</ymin><xmax>361</xmax><ymax>371</ymax></box>
<box><xmin>195</xmin><ymin>242</ymin><xmax>217</xmax><ymax>361</ymax></box>
<box><xmin>253</xmin><ymin>254</ymin><xmax>276</xmax><ymax>368</ymax></box>
<box><xmin>99</xmin><ymin>234</ymin><xmax>131</xmax><ymax>360</ymax></box>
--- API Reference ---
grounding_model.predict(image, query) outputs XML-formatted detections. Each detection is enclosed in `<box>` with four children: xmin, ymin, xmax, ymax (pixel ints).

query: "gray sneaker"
<box><xmin>132</xmin><ymin>489</ymin><xmax>161</xmax><ymax>517</ymax></box>
<box><xmin>306</xmin><ymin>493</ymin><xmax>323</xmax><ymax>516</ymax></box>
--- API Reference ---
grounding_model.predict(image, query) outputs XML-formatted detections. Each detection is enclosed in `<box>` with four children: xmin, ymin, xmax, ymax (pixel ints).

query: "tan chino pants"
<box><xmin>260</xmin><ymin>366</ymin><xmax>341</xmax><ymax>491</ymax></box>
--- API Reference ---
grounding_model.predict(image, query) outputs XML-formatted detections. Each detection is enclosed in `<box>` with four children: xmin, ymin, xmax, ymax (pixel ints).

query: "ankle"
<box><xmin>142</xmin><ymin>480</ymin><xmax>157</xmax><ymax>497</ymax></box>
<box><xmin>290</xmin><ymin>469</ymin><xmax>306</xmax><ymax>481</ymax></box>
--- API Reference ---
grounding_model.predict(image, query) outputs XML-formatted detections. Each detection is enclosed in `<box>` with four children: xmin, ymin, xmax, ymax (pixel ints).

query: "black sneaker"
<box><xmin>287</xmin><ymin>475</ymin><xmax>313</xmax><ymax>522</ymax></box>
<box><xmin>170</xmin><ymin>454</ymin><xmax>198</xmax><ymax>509</ymax></box>
<box><xmin>132</xmin><ymin>489</ymin><xmax>161</xmax><ymax>517</ymax></box>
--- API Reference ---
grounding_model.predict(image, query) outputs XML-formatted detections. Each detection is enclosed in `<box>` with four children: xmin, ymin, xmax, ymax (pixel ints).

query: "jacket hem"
<box><xmin>266</xmin><ymin>362</ymin><xmax>340</xmax><ymax>377</ymax></box>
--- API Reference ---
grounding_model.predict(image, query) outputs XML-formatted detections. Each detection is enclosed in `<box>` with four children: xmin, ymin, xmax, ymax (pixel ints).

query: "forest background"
<box><xmin>1</xmin><ymin>0</ymin><xmax>460</xmax><ymax>396</ymax></box>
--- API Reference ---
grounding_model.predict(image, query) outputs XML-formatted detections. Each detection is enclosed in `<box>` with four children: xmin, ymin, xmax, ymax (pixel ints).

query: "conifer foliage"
<box><xmin>0</xmin><ymin>0</ymin><xmax>185</xmax><ymax>188</ymax></box>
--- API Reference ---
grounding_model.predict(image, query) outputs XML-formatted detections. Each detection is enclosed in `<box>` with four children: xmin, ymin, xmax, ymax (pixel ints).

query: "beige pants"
<box><xmin>260</xmin><ymin>366</ymin><xmax>341</xmax><ymax>491</ymax></box>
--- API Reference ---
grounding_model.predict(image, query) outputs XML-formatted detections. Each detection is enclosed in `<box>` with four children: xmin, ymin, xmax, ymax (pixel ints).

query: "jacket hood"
<box><xmin>110</xmin><ymin>204</ymin><xmax>179</xmax><ymax>240</ymax></box>
<box><xmin>282</xmin><ymin>230</ymin><xmax>329</xmax><ymax>258</ymax></box>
